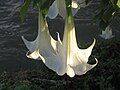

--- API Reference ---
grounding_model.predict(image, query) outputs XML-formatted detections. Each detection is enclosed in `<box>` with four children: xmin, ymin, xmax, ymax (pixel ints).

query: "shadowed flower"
<box><xmin>48</xmin><ymin>0</ymin><xmax>80</xmax><ymax>19</ymax></box>
<box><xmin>48</xmin><ymin>0</ymin><xmax>91</xmax><ymax>19</ymax></box>
<box><xmin>99</xmin><ymin>25</ymin><xmax>114</xmax><ymax>39</ymax></box>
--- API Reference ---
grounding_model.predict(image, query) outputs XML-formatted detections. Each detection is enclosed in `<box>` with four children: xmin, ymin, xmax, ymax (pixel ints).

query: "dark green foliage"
<box><xmin>0</xmin><ymin>38</ymin><xmax>120</xmax><ymax>90</ymax></box>
<box><xmin>20</xmin><ymin>0</ymin><xmax>55</xmax><ymax>22</ymax></box>
<box><xmin>94</xmin><ymin>0</ymin><xmax>120</xmax><ymax>30</ymax></box>
<box><xmin>20</xmin><ymin>0</ymin><xmax>31</xmax><ymax>22</ymax></box>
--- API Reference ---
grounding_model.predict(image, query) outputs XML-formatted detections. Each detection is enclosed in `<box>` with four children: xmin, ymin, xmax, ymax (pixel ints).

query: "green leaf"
<box><xmin>32</xmin><ymin>0</ymin><xmax>40</xmax><ymax>7</ymax></box>
<box><xmin>117</xmin><ymin>0</ymin><xmax>120</xmax><ymax>8</ymax></box>
<box><xmin>20</xmin><ymin>0</ymin><xmax>31</xmax><ymax>22</ymax></box>
<box><xmin>39</xmin><ymin>0</ymin><xmax>55</xmax><ymax>16</ymax></box>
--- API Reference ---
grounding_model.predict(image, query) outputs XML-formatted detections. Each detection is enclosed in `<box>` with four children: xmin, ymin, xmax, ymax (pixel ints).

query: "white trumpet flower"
<box><xmin>22</xmin><ymin>10</ymin><xmax>58</xmax><ymax>60</ymax></box>
<box><xmin>22</xmin><ymin>10</ymin><xmax>65</xmax><ymax>75</ymax></box>
<box><xmin>99</xmin><ymin>25</ymin><xmax>114</xmax><ymax>39</ymax></box>
<box><xmin>53</xmin><ymin>12</ymin><xmax>98</xmax><ymax>77</ymax></box>
<box><xmin>22</xmin><ymin>7</ymin><xmax>98</xmax><ymax>77</ymax></box>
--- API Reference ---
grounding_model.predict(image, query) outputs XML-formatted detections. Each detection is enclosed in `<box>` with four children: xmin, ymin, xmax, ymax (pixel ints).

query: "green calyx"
<box><xmin>65</xmin><ymin>0</ymin><xmax>73</xmax><ymax>24</ymax></box>
<box><xmin>65</xmin><ymin>0</ymin><xmax>72</xmax><ymax>17</ymax></box>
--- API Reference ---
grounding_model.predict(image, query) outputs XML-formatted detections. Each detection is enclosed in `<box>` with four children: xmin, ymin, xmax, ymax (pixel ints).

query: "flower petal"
<box><xmin>57</xmin><ymin>0</ymin><xmax>66</xmax><ymax>18</ymax></box>
<box><xmin>78</xmin><ymin>39</ymin><xmax>96</xmax><ymax>63</ymax></box>
<box><xmin>71</xmin><ymin>58</ymin><xmax>98</xmax><ymax>75</ymax></box>
<box><xmin>22</xmin><ymin>11</ymin><xmax>57</xmax><ymax>60</ymax></box>
<box><xmin>72</xmin><ymin>0</ymin><xmax>80</xmax><ymax>16</ymax></box>
<box><xmin>43</xmin><ymin>52</ymin><xmax>66</xmax><ymax>75</ymax></box>
<box><xmin>99</xmin><ymin>26</ymin><xmax>114</xmax><ymax>39</ymax></box>
<box><xmin>66</xmin><ymin>65</ymin><xmax>75</xmax><ymax>77</ymax></box>
<box><xmin>48</xmin><ymin>0</ymin><xmax>59</xmax><ymax>19</ymax></box>
<box><xmin>72</xmin><ymin>0</ymin><xmax>79</xmax><ymax>8</ymax></box>
<box><xmin>26</xmin><ymin>50</ymin><xmax>40</xmax><ymax>59</ymax></box>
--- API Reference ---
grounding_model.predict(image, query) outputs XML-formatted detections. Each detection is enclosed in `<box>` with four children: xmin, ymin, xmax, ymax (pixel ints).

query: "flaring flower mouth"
<box><xmin>22</xmin><ymin>5</ymin><xmax>98</xmax><ymax>77</ymax></box>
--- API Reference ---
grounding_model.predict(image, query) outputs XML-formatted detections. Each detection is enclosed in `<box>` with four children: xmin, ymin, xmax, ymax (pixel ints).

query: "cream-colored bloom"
<box><xmin>55</xmin><ymin>13</ymin><xmax>98</xmax><ymax>77</ymax></box>
<box><xmin>99</xmin><ymin>25</ymin><xmax>114</xmax><ymax>39</ymax></box>
<box><xmin>48</xmin><ymin>0</ymin><xmax>80</xmax><ymax>19</ymax></box>
<box><xmin>22</xmin><ymin>10</ymin><xmax>58</xmax><ymax>60</ymax></box>
<box><xmin>22</xmin><ymin>8</ymin><xmax>98</xmax><ymax>77</ymax></box>
<box><xmin>22</xmin><ymin>10</ymin><xmax>65</xmax><ymax>75</ymax></box>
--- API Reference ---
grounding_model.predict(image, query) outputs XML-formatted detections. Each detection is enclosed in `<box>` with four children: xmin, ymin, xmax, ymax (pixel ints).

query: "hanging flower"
<box><xmin>22</xmin><ymin>9</ymin><xmax>66</xmax><ymax>75</ymax></box>
<box><xmin>22</xmin><ymin>3</ymin><xmax>98</xmax><ymax>77</ymax></box>
<box><xmin>22</xmin><ymin>9</ymin><xmax>58</xmax><ymax>60</ymax></box>
<box><xmin>99</xmin><ymin>25</ymin><xmax>114</xmax><ymax>39</ymax></box>
<box><xmin>48</xmin><ymin>6</ymin><xmax>98</xmax><ymax>77</ymax></box>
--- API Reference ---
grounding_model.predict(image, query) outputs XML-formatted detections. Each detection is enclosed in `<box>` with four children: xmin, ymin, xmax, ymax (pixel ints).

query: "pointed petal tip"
<box><xmin>93</xmin><ymin>38</ymin><xmax>96</xmax><ymax>45</ymax></box>
<box><xmin>21</xmin><ymin>36</ymin><xmax>28</xmax><ymax>42</ymax></box>
<box><xmin>87</xmin><ymin>38</ymin><xmax>96</xmax><ymax>50</ymax></box>
<box><xmin>21</xmin><ymin>36</ymin><xmax>25</xmax><ymax>40</ymax></box>
<box><xmin>21</xmin><ymin>36</ymin><xmax>28</xmax><ymax>41</ymax></box>
<box><xmin>26</xmin><ymin>50</ymin><xmax>40</xmax><ymax>60</ymax></box>
<box><xmin>89</xmin><ymin>38</ymin><xmax>96</xmax><ymax>50</ymax></box>
<box><xmin>84</xmin><ymin>58</ymin><xmax>98</xmax><ymax>74</ymax></box>
<box><xmin>56</xmin><ymin>32</ymin><xmax>62</xmax><ymax>43</ymax></box>
<box><xmin>89</xmin><ymin>58</ymin><xmax>98</xmax><ymax>68</ymax></box>
<box><xmin>95</xmin><ymin>58</ymin><xmax>98</xmax><ymax>65</ymax></box>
